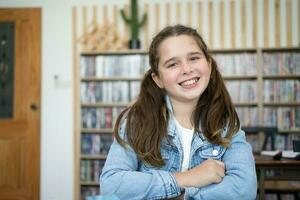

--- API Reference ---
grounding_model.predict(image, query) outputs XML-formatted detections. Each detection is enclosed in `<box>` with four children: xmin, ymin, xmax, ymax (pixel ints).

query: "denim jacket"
<box><xmin>100</xmin><ymin>97</ymin><xmax>257</xmax><ymax>200</ymax></box>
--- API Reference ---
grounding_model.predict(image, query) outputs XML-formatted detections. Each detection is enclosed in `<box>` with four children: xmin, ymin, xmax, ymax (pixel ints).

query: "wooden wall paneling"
<box><xmin>220</xmin><ymin>0</ymin><xmax>225</xmax><ymax>48</ymax></box>
<box><xmin>241</xmin><ymin>0</ymin><xmax>246</xmax><ymax>48</ymax></box>
<box><xmin>253</xmin><ymin>0</ymin><xmax>257</xmax><ymax>47</ymax></box>
<box><xmin>113</xmin><ymin>5</ymin><xmax>119</xmax><ymax>33</ymax></box>
<box><xmin>198</xmin><ymin>1</ymin><xmax>202</xmax><ymax>35</ymax></box>
<box><xmin>82</xmin><ymin>6</ymin><xmax>87</xmax><ymax>37</ymax></box>
<box><xmin>92</xmin><ymin>5</ymin><xmax>97</xmax><ymax>23</ymax></box>
<box><xmin>74</xmin><ymin>0</ymin><xmax>300</xmax><ymax>51</ymax></box>
<box><xmin>176</xmin><ymin>2</ymin><xmax>180</xmax><ymax>25</ymax></box>
<box><xmin>230</xmin><ymin>0</ymin><xmax>236</xmax><ymax>48</ymax></box>
<box><xmin>143</xmin><ymin>3</ymin><xmax>149</xmax><ymax>50</ymax></box>
<box><xmin>103</xmin><ymin>5</ymin><xmax>108</xmax><ymax>26</ymax></box>
<box><xmin>275</xmin><ymin>0</ymin><xmax>280</xmax><ymax>47</ymax></box>
<box><xmin>286</xmin><ymin>0</ymin><xmax>292</xmax><ymax>47</ymax></box>
<box><xmin>155</xmin><ymin>3</ymin><xmax>160</xmax><ymax>33</ymax></box>
<box><xmin>187</xmin><ymin>2</ymin><xmax>192</xmax><ymax>27</ymax></box>
<box><xmin>166</xmin><ymin>2</ymin><xmax>170</xmax><ymax>25</ymax></box>
<box><xmin>208</xmin><ymin>1</ymin><xmax>213</xmax><ymax>47</ymax></box>
<box><xmin>72</xmin><ymin>6</ymin><xmax>81</xmax><ymax>200</ymax></box>
<box><xmin>124</xmin><ymin>4</ymin><xmax>129</xmax><ymax>44</ymax></box>
<box><xmin>264</xmin><ymin>0</ymin><xmax>269</xmax><ymax>47</ymax></box>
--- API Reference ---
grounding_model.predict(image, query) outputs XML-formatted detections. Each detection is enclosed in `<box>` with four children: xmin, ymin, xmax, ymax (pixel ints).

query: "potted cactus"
<box><xmin>120</xmin><ymin>0</ymin><xmax>147</xmax><ymax>49</ymax></box>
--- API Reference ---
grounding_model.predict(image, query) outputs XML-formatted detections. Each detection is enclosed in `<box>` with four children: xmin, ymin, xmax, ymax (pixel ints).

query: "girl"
<box><xmin>100</xmin><ymin>25</ymin><xmax>257</xmax><ymax>200</ymax></box>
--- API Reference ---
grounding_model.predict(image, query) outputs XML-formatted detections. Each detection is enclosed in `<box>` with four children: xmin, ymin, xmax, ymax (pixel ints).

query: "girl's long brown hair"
<box><xmin>114</xmin><ymin>25</ymin><xmax>240</xmax><ymax>167</ymax></box>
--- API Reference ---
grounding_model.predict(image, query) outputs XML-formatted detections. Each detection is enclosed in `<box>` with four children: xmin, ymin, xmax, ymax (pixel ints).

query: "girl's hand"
<box><xmin>173</xmin><ymin>158</ymin><xmax>225</xmax><ymax>188</ymax></box>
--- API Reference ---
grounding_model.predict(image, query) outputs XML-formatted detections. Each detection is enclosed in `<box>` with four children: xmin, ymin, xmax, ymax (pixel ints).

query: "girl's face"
<box><xmin>152</xmin><ymin>35</ymin><xmax>211</xmax><ymax>105</ymax></box>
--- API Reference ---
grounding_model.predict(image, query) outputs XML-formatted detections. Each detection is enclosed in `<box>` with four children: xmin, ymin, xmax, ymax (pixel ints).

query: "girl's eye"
<box><xmin>167</xmin><ymin>63</ymin><xmax>177</xmax><ymax>68</ymax></box>
<box><xmin>190</xmin><ymin>56</ymin><xmax>200</xmax><ymax>61</ymax></box>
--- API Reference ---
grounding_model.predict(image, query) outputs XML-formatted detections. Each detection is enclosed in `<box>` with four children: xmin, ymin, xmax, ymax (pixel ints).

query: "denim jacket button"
<box><xmin>212</xmin><ymin>149</ymin><xmax>219</xmax><ymax>156</ymax></box>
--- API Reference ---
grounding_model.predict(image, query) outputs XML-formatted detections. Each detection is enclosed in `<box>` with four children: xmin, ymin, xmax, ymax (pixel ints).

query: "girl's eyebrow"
<box><xmin>163</xmin><ymin>57</ymin><xmax>177</xmax><ymax>66</ymax></box>
<box><xmin>188</xmin><ymin>51</ymin><xmax>203</xmax><ymax>56</ymax></box>
<box><xmin>162</xmin><ymin>51</ymin><xmax>204</xmax><ymax>66</ymax></box>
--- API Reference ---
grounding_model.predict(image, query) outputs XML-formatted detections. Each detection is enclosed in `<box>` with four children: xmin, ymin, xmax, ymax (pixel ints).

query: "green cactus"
<box><xmin>120</xmin><ymin>0</ymin><xmax>147</xmax><ymax>42</ymax></box>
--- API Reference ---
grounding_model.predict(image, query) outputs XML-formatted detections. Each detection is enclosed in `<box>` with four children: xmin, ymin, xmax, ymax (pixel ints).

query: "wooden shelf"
<box><xmin>81</xmin><ymin>102</ymin><xmax>128</xmax><ymax>107</ymax></box>
<box><xmin>211</xmin><ymin>48</ymin><xmax>257</xmax><ymax>53</ymax></box>
<box><xmin>234</xmin><ymin>102</ymin><xmax>258</xmax><ymax>107</ymax></box>
<box><xmin>81</xmin><ymin>128</ymin><xmax>114</xmax><ymax>133</ymax></box>
<box><xmin>80</xmin><ymin>181</ymin><xmax>99</xmax><ymax>186</ymax></box>
<box><xmin>81</xmin><ymin>50</ymin><xmax>148</xmax><ymax>55</ymax></box>
<box><xmin>261</xmin><ymin>47</ymin><xmax>300</xmax><ymax>52</ymax></box>
<box><xmin>263</xmin><ymin>181</ymin><xmax>300</xmax><ymax>192</ymax></box>
<box><xmin>223</xmin><ymin>75</ymin><xmax>257</xmax><ymax>80</ymax></box>
<box><xmin>81</xmin><ymin>77</ymin><xmax>142</xmax><ymax>81</ymax></box>
<box><xmin>263</xmin><ymin>102</ymin><xmax>300</xmax><ymax>107</ymax></box>
<box><xmin>278</xmin><ymin>129</ymin><xmax>300</xmax><ymax>134</ymax></box>
<box><xmin>263</xmin><ymin>74</ymin><xmax>300</xmax><ymax>80</ymax></box>
<box><xmin>81</xmin><ymin>154</ymin><xmax>107</xmax><ymax>160</ymax></box>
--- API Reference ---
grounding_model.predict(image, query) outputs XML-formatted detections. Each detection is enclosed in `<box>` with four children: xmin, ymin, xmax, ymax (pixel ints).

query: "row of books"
<box><xmin>81</xmin><ymin>108</ymin><xmax>125</xmax><ymax>129</ymax></box>
<box><xmin>81</xmin><ymin>107</ymin><xmax>299</xmax><ymax>131</ymax></box>
<box><xmin>226</xmin><ymin>81</ymin><xmax>257</xmax><ymax>102</ymax></box>
<box><xmin>236</xmin><ymin>107</ymin><xmax>259</xmax><ymax>127</ymax></box>
<box><xmin>246</xmin><ymin>133</ymin><xmax>300</xmax><ymax>152</ymax></box>
<box><xmin>81</xmin><ymin>133</ymin><xmax>113</xmax><ymax>155</ymax></box>
<box><xmin>263</xmin><ymin>52</ymin><xmax>300</xmax><ymax>75</ymax></box>
<box><xmin>81</xmin><ymin>82</ymin><xmax>140</xmax><ymax>104</ymax></box>
<box><xmin>80</xmin><ymin>159</ymin><xmax>105</xmax><ymax>182</ymax></box>
<box><xmin>213</xmin><ymin>53</ymin><xmax>257</xmax><ymax>76</ymax></box>
<box><xmin>236</xmin><ymin>107</ymin><xmax>300</xmax><ymax>129</ymax></box>
<box><xmin>80</xmin><ymin>55</ymin><xmax>149</xmax><ymax>77</ymax></box>
<box><xmin>264</xmin><ymin>108</ymin><xmax>300</xmax><ymax>129</ymax></box>
<box><xmin>264</xmin><ymin>80</ymin><xmax>300</xmax><ymax>102</ymax></box>
<box><xmin>80</xmin><ymin>52</ymin><xmax>300</xmax><ymax>78</ymax></box>
<box><xmin>81</xmin><ymin>81</ymin><xmax>299</xmax><ymax>104</ymax></box>
<box><xmin>81</xmin><ymin>186</ymin><xmax>99</xmax><ymax>200</ymax></box>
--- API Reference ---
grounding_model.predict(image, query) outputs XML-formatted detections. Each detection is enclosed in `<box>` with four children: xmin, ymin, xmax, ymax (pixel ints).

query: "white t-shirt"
<box><xmin>174</xmin><ymin>117</ymin><xmax>194</xmax><ymax>172</ymax></box>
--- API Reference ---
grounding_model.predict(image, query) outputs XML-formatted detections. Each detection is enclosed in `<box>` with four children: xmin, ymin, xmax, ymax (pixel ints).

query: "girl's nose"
<box><xmin>181</xmin><ymin>61</ymin><xmax>192</xmax><ymax>74</ymax></box>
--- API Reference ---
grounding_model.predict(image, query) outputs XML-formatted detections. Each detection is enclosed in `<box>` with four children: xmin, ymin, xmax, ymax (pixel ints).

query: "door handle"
<box><xmin>30</xmin><ymin>103</ymin><xmax>39</xmax><ymax>111</ymax></box>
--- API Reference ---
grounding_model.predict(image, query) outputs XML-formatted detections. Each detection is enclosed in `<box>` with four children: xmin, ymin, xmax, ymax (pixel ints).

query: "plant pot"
<box><xmin>129</xmin><ymin>39</ymin><xmax>141</xmax><ymax>49</ymax></box>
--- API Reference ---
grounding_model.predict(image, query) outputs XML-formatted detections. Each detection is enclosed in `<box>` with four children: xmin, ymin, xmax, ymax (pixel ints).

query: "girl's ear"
<box><xmin>151</xmin><ymin>72</ymin><xmax>164</xmax><ymax>88</ymax></box>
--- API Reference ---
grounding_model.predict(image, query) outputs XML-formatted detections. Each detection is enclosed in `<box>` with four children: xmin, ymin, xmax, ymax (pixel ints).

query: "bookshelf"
<box><xmin>76</xmin><ymin>51</ymin><xmax>148</xmax><ymax>199</ymax></box>
<box><xmin>74</xmin><ymin>48</ymin><xmax>300</xmax><ymax>200</ymax></box>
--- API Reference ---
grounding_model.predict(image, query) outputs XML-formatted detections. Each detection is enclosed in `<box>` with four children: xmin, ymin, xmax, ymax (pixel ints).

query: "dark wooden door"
<box><xmin>0</xmin><ymin>8</ymin><xmax>41</xmax><ymax>200</ymax></box>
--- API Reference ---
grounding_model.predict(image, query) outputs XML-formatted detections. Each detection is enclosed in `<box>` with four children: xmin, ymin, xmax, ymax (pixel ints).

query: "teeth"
<box><xmin>181</xmin><ymin>78</ymin><xmax>198</xmax><ymax>86</ymax></box>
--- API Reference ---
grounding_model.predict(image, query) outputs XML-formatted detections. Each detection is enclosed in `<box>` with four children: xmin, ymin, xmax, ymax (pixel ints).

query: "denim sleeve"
<box><xmin>99</xmin><ymin>126</ymin><xmax>181</xmax><ymax>200</ymax></box>
<box><xmin>185</xmin><ymin>129</ymin><xmax>257</xmax><ymax>200</ymax></box>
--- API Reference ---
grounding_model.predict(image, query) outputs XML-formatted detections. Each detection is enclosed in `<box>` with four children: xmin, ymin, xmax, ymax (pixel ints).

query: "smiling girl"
<box><xmin>100</xmin><ymin>25</ymin><xmax>257</xmax><ymax>200</ymax></box>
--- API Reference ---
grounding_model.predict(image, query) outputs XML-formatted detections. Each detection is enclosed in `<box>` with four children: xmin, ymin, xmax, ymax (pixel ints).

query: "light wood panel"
<box><xmin>208</xmin><ymin>1</ymin><xmax>213</xmax><ymax>47</ymax></box>
<box><xmin>275</xmin><ymin>0</ymin><xmax>280</xmax><ymax>47</ymax></box>
<box><xmin>253</xmin><ymin>0</ymin><xmax>257</xmax><ymax>47</ymax></box>
<box><xmin>72</xmin><ymin>6</ymin><xmax>81</xmax><ymax>200</ymax></box>
<box><xmin>220</xmin><ymin>1</ymin><xmax>225</xmax><ymax>48</ymax></box>
<box><xmin>230</xmin><ymin>0</ymin><xmax>236</xmax><ymax>48</ymax></box>
<box><xmin>241</xmin><ymin>0</ymin><xmax>246</xmax><ymax>47</ymax></box>
<box><xmin>197</xmin><ymin>1</ymin><xmax>202</xmax><ymax>35</ymax></box>
<box><xmin>286</xmin><ymin>0</ymin><xmax>292</xmax><ymax>46</ymax></box>
<box><xmin>264</xmin><ymin>0</ymin><xmax>269</xmax><ymax>47</ymax></box>
<box><xmin>74</xmin><ymin>0</ymin><xmax>299</xmax><ymax>51</ymax></box>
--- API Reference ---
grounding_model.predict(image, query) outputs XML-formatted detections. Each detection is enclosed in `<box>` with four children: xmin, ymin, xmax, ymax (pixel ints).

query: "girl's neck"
<box><xmin>171</xmin><ymin>99</ymin><xmax>196</xmax><ymax>130</ymax></box>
